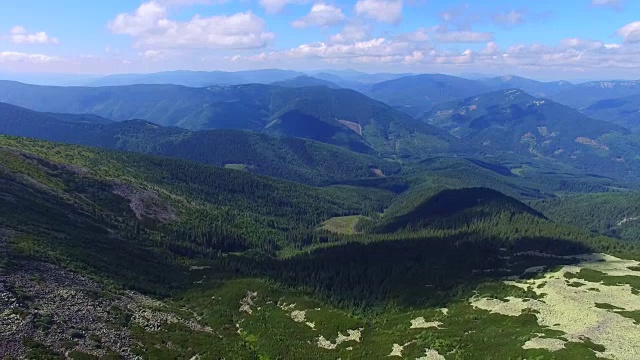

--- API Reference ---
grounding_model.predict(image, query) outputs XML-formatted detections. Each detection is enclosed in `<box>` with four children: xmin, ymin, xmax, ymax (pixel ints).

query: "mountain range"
<box><xmin>0</xmin><ymin>101</ymin><xmax>402</xmax><ymax>185</ymax></box>
<box><xmin>0</xmin><ymin>80</ymin><xmax>459</xmax><ymax>158</ymax></box>
<box><xmin>3</xmin><ymin>69</ymin><xmax>640</xmax><ymax>359</ymax></box>
<box><xmin>422</xmin><ymin>89</ymin><xmax>639</xmax><ymax>178</ymax></box>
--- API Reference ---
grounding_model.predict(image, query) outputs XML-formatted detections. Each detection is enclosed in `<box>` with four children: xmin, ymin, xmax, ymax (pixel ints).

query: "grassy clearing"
<box><xmin>318</xmin><ymin>215</ymin><xmax>367</xmax><ymax>235</ymax></box>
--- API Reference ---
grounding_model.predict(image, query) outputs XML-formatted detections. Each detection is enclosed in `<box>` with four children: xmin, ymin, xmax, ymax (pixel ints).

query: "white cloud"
<box><xmin>592</xmin><ymin>0</ymin><xmax>623</xmax><ymax>8</ymax></box>
<box><xmin>432</xmin><ymin>27</ymin><xmax>494</xmax><ymax>43</ymax></box>
<box><xmin>140</xmin><ymin>49</ymin><xmax>168</xmax><ymax>60</ymax></box>
<box><xmin>224</xmin><ymin>33</ymin><xmax>640</xmax><ymax>74</ymax></box>
<box><xmin>434</xmin><ymin>49</ymin><xmax>474</xmax><ymax>65</ymax></box>
<box><xmin>617</xmin><ymin>21</ymin><xmax>640</xmax><ymax>43</ymax></box>
<box><xmin>330</xmin><ymin>23</ymin><xmax>370</xmax><ymax>43</ymax></box>
<box><xmin>560</xmin><ymin>38</ymin><xmax>603</xmax><ymax>50</ymax></box>
<box><xmin>0</xmin><ymin>51</ymin><xmax>60</xmax><ymax>63</ymax></box>
<box><xmin>108</xmin><ymin>2</ymin><xmax>167</xmax><ymax>36</ymax></box>
<box><xmin>260</xmin><ymin>0</ymin><xmax>308</xmax><ymax>14</ymax></box>
<box><xmin>354</xmin><ymin>0</ymin><xmax>403</xmax><ymax>24</ymax></box>
<box><xmin>481</xmin><ymin>41</ymin><xmax>500</xmax><ymax>55</ymax></box>
<box><xmin>109</xmin><ymin>1</ymin><xmax>274</xmax><ymax>49</ymax></box>
<box><xmin>7</xmin><ymin>26</ymin><xmax>59</xmax><ymax>45</ymax></box>
<box><xmin>493</xmin><ymin>10</ymin><xmax>525</xmax><ymax>26</ymax></box>
<box><xmin>292</xmin><ymin>3</ymin><xmax>346</xmax><ymax>28</ymax></box>
<box><xmin>403</xmin><ymin>51</ymin><xmax>424</xmax><ymax>64</ymax></box>
<box><xmin>287</xmin><ymin>38</ymin><xmax>408</xmax><ymax>59</ymax></box>
<box><xmin>232</xmin><ymin>37</ymin><xmax>412</xmax><ymax>65</ymax></box>
<box><xmin>404</xmin><ymin>28</ymin><xmax>429</xmax><ymax>42</ymax></box>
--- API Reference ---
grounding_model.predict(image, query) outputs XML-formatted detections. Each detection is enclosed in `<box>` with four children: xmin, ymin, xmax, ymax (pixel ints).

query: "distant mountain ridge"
<box><xmin>582</xmin><ymin>94</ymin><xmax>640</xmax><ymax>131</ymax></box>
<box><xmin>365</xmin><ymin>74</ymin><xmax>491</xmax><ymax>117</ymax></box>
<box><xmin>271</xmin><ymin>75</ymin><xmax>340</xmax><ymax>89</ymax></box>
<box><xmin>0</xmin><ymin>80</ymin><xmax>457</xmax><ymax>158</ymax></box>
<box><xmin>477</xmin><ymin>75</ymin><xmax>573</xmax><ymax>98</ymax></box>
<box><xmin>86</xmin><ymin>69</ymin><xmax>305</xmax><ymax>87</ymax></box>
<box><xmin>550</xmin><ymin>80</ymin><xmax>640</xmax><ymax>107</ymax></box>
<box><xmin>422</xmin><ymin>89</ymin><xmax>636</xmax><ymax>177</ymax></box>
<box><xmin>0</xmin><ymin>101</ymin><xmax>402</xmax><ymax>185</ymax></box>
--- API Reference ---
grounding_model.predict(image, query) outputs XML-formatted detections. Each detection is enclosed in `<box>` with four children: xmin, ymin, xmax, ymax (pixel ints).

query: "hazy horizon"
<box><xmin>0</xmin><ymin>67</ymin><xmax>634</xmax><ymax>86</ymax></box>
<box><xmin>2</xmin><ymin>0</ymin><xmax>640</xmax><ymax>82</ymax></box>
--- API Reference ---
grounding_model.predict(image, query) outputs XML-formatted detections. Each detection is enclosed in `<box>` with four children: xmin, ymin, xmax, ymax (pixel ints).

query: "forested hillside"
<box><xmin>366</xmin><ymin>74</ymin><xmax>491</xmax><ymax>117</ymax></box>
<box><xmin>0</xmin><ymin>81</ymin><xmax>456</xmax><ymax>157</ymax></box>
<box><xmin>532</xmin><ymin>192</ymin><xmax>640</xmax><ymax>242</ymax></box>
<box><xmin>0</xmin><ymin>136</ymin><xmax>394</xmax><ymax>262</ymax></box>
<box><xmin>550</xmin><ymin>80</ymin><xmax>640</xmax><ymax>108</ymax></box>
<box><xmin>2</xmin><ymin>136</ymin><xmax>640</xmax><ymax>359</ymax></box>
<box><xmin>422</xmin><ymin>89</ymin><xmax>638</xmax><ymax>178</ymax></box>
<box><xmin>0</xmin><ymin>102</ymin><xmax>402</xmax><ymax>185</ymax></box>
<box><xmin>582</xmin><ymin>94</ymin><xmax>640</xmax><ymax>132</ymax></box>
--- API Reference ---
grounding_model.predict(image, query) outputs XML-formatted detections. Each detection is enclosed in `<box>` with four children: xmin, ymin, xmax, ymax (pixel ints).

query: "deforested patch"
<box><xmin>470</xmin><ymin>296</ymin><xmax>534</xmax><ymax>317</ymax></box>
<box><xmin>389</xmin><ymin>343</ymin><xmax>404</xmax><ymax>357</ymax></box>
<box><xmin>291</xmin><ymin>310</ymin><xmax>306</xmax><ymax>322</ymax></box>
<box><xmin>239</xmin><ymin>291</ymin><xmax>258</xmax><ymax>314</ymax></box>
<box><xmin>575</xmin><ymin>137</ymin><xmax>609</xmax><ymax>151</ymax></box>
<box><xmin>278</xmin><ymin>301</ymin><xmax>296</xmax><ymax>311</ymax></box>
<box><xmin>409</xmin><ymin>317</ymin><xmax>443</xmax><ymax>329</ymax></box>
<box><xmin>278</xmin><ymin>302</ymin><xmax>318</xmax><ymax>329</ymax></box>
<box><xmin>112</xmin><ymin>183</ymin><xmax>177</xmax><ymax>222</ymax></box>
<box><xmin>522</xmin><ymin>337</ymin><xmax>566</xmax><ymax>352</ymax></box>
<box><xmin>337</xmin><ymin>120</ymin><xmax>363</xmax><ymax>136</ymax></box>
<box><xmin>416</xmin><ymin>348</ymin><xmax>446</xmax><ymax>360</ymax></box>
<box><xmin>388</xmin><ymin>341</ymin><xmax>415</xmax><ymax>357</ymax></box>
<box><xmin>617</xmin><ymin>217</ymin><xmax>640</xmax><ymax>227</ymax></box>
<box><xmin>316</xmin><ymin>328</ymin><xmax>363</xmax><ymax>350</ymax></box>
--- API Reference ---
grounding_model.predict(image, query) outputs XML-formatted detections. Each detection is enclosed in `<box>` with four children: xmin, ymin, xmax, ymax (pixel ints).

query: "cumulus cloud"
<box><xmin>401</xmin><ymin>28</ymin><xmax>429</xmax><ymax>42</ymax></box>
<box><xmin>403</xmin><ymin>51</ymin><xmax>424</xmax><ymax>64</ymax></box>
<box><xmin>0</xmin><ymin>51</ymin><xmax>60</xmax><ymax>63</ymax></box>
<box><xmin>140</xmin><ymin>49</ymin><xmax>171</xmax><ymax>60</ymax></box>
<box><xmin>292</xmin><ymin>3</ymin><xmax>346</xmax><ymax>28</ymax></box>
<box><xmin>286</xmin><ymin>38</ymin><xmax>408</xmax><ymax>59</ymax></box>
<box><xmin>493</xmin><ymin>10</ymin><xmax>525</xmax><ymax>26</ymax></box>
<box><xmin>7</xmin><ymin>26</ymin><xmax>59</xmax><ymax>45</ymax></box>
<box><xmin>260</xmin><ymin>0</ymin><xmax>309</xmax><ymax>14</ymax></box>
<box><xmin>354</xmin><ymin>0</ymin><xmax>403</xmax><ymax>24</ymax></box>
<box><xmin>329</xmin><ymin>23</ymin><xmax>370</xmax><ymax>43</ymax></box>
<box><xmin>617</xmin><ymin>21</ymin><xmax>640</xmax><ymax>43</ymax></box>
<box><xmin>108</xmin><ymin>1</ymin><xmax>274</xmax><ymax>49</ymax></box>
<box><xmin>432</xmin><ymin>27</ymin><xmax>494</xmax><ymax>43</ymax></box>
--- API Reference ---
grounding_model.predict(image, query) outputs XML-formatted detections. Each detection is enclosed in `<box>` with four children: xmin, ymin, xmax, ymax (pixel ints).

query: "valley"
<box><xmin>2</xmin><ymin>67</ymin><xmax>640</xmax><ymax>359</ymax></box>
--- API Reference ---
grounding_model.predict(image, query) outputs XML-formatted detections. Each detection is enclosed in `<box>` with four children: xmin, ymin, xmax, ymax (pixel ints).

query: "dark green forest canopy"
<box><xmin>0</xmin><ymin>82</ymin><xmax>456</xmax><ymax>157</ymax></box>
<box><xmin>0</xmin><ymin>102</ymin><xmax>403</xmax><ymax>185</ymax></box>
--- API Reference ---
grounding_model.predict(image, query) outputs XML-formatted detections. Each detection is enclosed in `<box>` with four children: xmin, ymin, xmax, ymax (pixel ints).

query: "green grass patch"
<box><xmin>617</xmin><ymin>310</ymin><xmax>640</xmax><ymax>324</ymax></box>
<box><xmin>595</xmin><ymin>303</ymin><xmax>624</xmax><ymax>310</ymax></box>
<box><xmin>576</xmin><ymin>269</ymin><xmax>640</xmax><ymax>291</ymax></box>
<box><xmin>318</xmin><ymin>215</ymin><xmax>367</xmax><ymax>235</ymax></box>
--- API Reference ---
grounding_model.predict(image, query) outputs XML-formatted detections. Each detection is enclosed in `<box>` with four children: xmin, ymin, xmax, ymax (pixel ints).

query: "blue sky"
<box><xmin>1</xmin><ymin>0</ymin><xmax>640</xmax><ymax>80</ymax></box>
